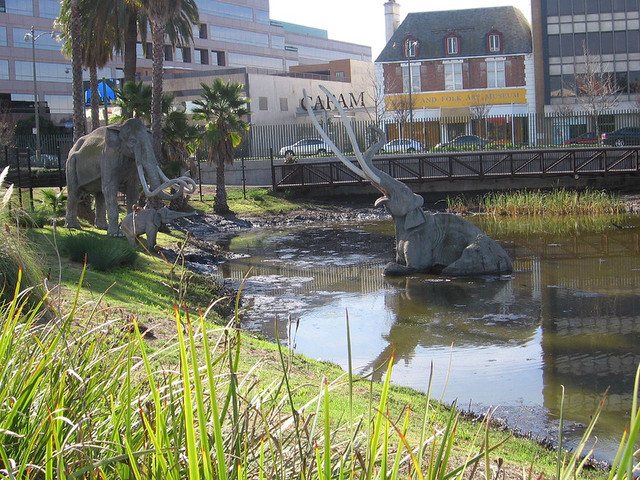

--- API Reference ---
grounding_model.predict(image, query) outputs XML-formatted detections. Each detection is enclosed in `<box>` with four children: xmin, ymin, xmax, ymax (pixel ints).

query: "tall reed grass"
<box><xmin>447</xmin><ymin>189</ymin><xmax>625</xmax><ymax>216</ymax></box>
<box><xmin>1</xmin><ymin>269</ymin><xmax>639</xmax><ymax>479</ymax></box>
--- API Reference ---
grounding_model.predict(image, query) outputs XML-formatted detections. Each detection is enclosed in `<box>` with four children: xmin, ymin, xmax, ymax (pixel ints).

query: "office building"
<box><xmin>0</xmin><ymin>0</ymin><xmax>371</xmax><ymax>125</ymax></box>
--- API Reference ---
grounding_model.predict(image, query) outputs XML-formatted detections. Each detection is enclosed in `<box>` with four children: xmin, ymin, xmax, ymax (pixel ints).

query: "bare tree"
<box><xmin>365</xmin><ymin>69</ymin><xmax>387</xmax><ymax>124</ymax></box>
<box><xmin>470</xmin><ymin>101</ymin><xmax>491</xmax><ymax>138</ymax></box>
<box><xmin>573</xmin><ymin>45</ymin><xmax>621</xmax><ymax>139</ymax></box>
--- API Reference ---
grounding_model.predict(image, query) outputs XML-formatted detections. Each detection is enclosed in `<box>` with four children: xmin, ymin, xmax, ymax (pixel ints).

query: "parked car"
<box><xmin>380</xmin><ymin>138</ymin><xmax>423</xmax><ymax>153</ymax></box>
<box><xmin>563</xmin><ymin>131</ymin><xmax>599</xmax><ymax>145</ymax></box>
<box><xmin>279</xmin><ymin>138</ymin><xmax>329</xmax><ymax>158</ymax></box>
<box><xmin>433</xmin><ymin>135</ymin><xmax>491</xmax><ymax>150</ymax></box>
<box><xmin>601</xmin><ymin>127</ymin><xmax>640</xmax><ymax>146</ymax></box>
<box><xmin>29</xmin><ymin>153</ymin><xmax>59</xmax><ymax>168</ymax></box>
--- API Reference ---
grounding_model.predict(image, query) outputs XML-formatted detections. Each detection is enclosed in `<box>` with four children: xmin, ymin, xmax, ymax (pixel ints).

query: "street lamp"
<box><xmin>24</xmin><ymin>26</ymin><xmax>56</xmax><ymax>165</ymax></box>
<box><xmin>405</xmin><ymin>39</ymin><xmax>419</xmax><ymax>141</ymax></box>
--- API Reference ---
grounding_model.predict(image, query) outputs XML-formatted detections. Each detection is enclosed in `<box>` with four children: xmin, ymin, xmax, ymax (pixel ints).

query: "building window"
<box><xmin>488</xmin><ymin>33</ymin><xmax>501</xmax><ymax>53</ymax></box>
<box><xmin>198</xmin><ymin>23</ymin><xmax>207</xmax><ymax>39</ymax></box>
<box><xmin>444</xmin><ymin>61</ymin><xmax>462</xmax><ymax>90</ymax></box>
<box><xmin>280</xmin><ymin>98</ymin><xmax>288</xmax><ymax>111</ymax></box>
<box><xmin>486</xmin><ymin>59</ymin><xmax>505</xmax><ymax>88</ymax></box>
<box><xmin>446</xmin><ymin>36</ymin><xmax>459</xmax><ymax>55</ymax></box>
<box><xmin>258</xmin><ymin>97</ymin><xmax>268</xmax><ymax>111</ymax></box>
<box><xmin>195</xmin><ymin>48</ymin><xmax>208</xmax><ymax>65</ymax></box>
<box><xmin>164</xmin><ymin>45</ymin><xmax>173</xmax><ymax>61</ymax></box>
<box><xmin>404</xmin><ymin>38</ymin><xmax>418</xmax><ymax>58</ymax></box>
<box><xmin>176</xmin><ymin>47</ymin><xmax>191</xmax><ymax>63</ymax></box>
<box><xmin>402</xmin><ymin>63</ymin><xmax>421</xmax><ymax>92</ymax></box>
<box><xmin>335</xmin><ymin>71</ymin><xmax>345</xmax><ymax>79</ymax></box>
<box><xmin>212</xmin><ymin>50</ymin><xmax>225</xmax><ymax>66</ymax></box>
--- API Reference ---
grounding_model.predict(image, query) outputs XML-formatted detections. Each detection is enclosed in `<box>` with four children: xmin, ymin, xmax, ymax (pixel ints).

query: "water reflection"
<box><xmin>207</xmin><ymin>217</ymin><xmax>640</xmax><ymax>463</ymax></box>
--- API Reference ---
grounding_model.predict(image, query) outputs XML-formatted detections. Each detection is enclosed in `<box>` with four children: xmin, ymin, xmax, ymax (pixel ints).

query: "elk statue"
<box><xmin>303</xmin><ymin>85</ymin><xmax>512</xmax><ymax>277</ymax></box>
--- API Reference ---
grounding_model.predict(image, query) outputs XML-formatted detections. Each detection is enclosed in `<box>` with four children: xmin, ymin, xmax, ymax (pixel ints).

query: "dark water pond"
<box><xmin>202</xmin><ymin>214</ymin><xmax>640</xmax><ymax>464</ymax></box>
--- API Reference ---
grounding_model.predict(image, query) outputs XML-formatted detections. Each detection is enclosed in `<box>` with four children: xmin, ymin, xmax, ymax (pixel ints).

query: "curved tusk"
<box><xmin>156</xmin><ymin>165</ymin><xmax>197</xmax><ymax>194</ymax></box>
<box><xmin>302</xmin><ymin>88</ymin><xmax>366</xmax><ymax>180</ymax></box>
<box><xmin>138</xmin><ymin>164</ymin><xmax>184</xmax><ymax>199</ymax></box>
<box><xmin>318</xmin><ymin>85</ymin><xmax>381</xmax><ymax>185</ymax></box>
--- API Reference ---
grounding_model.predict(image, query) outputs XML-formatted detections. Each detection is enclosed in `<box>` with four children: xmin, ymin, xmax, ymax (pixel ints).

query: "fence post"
<box><xmin>26</xmin><ymin>147</ymin><xmax>34</xmax><ymax>210</ymax></box>
<box><xmin>270</xmin><ymin>147</ymin><xmax>276</xmax><ymax>191</ymax></box>
<box><xmin>197</xmin><ymin>158</ymin><xmax>203</xmax><ymax>202</ymax></box>
<box><xmin>16</xmin><ymin>148</ymin><xmax>23</xmax><ymax>208</ymax></box>
<box><xmin>241</xmin><ymin>157</ymin><xmax>246</xmax><ymax>199</ymax></box>
<box><xmin>57</xmin><ymin>144</ymin><xmax>64</xmax><ymax>191</ymax></box>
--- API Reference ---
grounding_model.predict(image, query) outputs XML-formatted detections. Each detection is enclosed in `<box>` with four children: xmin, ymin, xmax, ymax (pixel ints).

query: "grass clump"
<box><xmin>447</xmin><ymin>188</ymin><xmax>625</xmax><ymax>216</ymax></box>
<box><xmin>60</xmin><ymin>231</ymin><xmax>137</xmax><ymax>271</ymax></box>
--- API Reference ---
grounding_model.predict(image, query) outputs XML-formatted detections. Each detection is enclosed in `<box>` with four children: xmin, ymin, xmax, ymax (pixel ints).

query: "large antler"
<box><xmin>303</xmin><ymin>86</ymin><xmax>384</xmax><ymax>186</ymax></box>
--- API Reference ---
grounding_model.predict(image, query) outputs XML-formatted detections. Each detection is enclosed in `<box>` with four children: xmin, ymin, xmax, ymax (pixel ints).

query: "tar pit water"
<box><xmin>195</xmin><ymin>214</ymin><xmax>640</xmax><ymax>465</ymax></box>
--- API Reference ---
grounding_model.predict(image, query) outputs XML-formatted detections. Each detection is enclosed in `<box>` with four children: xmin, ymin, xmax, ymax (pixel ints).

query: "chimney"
<box><xmin>384</xmin><ymin>0</ymin><xmax>401</xmax><ymax>43</ymax></box>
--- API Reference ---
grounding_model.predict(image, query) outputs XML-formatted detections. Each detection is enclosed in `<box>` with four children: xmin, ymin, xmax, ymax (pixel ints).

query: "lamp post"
<box><xmin>24</xmin><ymin>27</ymin><xmax>55</xmax><ymax>165</ymax></box>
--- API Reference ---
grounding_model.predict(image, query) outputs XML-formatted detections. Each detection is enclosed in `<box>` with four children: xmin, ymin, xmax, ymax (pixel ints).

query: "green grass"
<box><xmin>446</xmin><ymin>189</ymin><xmax>625</xmax><ymax>216</ymax></box>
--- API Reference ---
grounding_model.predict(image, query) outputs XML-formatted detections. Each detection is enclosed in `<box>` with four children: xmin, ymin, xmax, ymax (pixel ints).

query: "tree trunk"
<box><xmin>70</xmin><ymin>0</ymin><xmax>84</xmax><ymax>143</ymax></box>
<box><xmin>214</xmin><ymin>147</ymin><xmax>230</xmax><ymax>214</ymax></box>
<box><xmin>150</xmin><ymin>21</ymin><xmax>165</xmax><ymax>165</ymax></box>
<box><xmin>123</xmin><ymin>9</ymin><xmax>138</xmax><ymax>86</ymax></box>
<box><xmin>90</xmin><ymin>66</ymin><xmax>100</xmax><ymax>130</ymax></box>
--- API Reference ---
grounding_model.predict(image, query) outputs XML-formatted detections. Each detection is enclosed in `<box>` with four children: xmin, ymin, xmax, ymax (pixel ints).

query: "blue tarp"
<box><xmin>84</xmin><ymin>79</ymin><xmax>116</xmax><ymax>106</ymax></box>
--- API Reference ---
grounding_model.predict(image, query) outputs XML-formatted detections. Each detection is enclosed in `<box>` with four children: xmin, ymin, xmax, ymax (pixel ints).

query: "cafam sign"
<box><xmin>301</xmin><ymin>91</ymin><xmax>365</xmax><ymax>111</ymax></box>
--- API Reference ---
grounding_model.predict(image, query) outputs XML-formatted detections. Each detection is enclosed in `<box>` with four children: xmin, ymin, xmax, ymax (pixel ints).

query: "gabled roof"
<box><xmin>376</xmin><ymin>6</ymin><xmax>532</xmax><ymax>63</ymax></box>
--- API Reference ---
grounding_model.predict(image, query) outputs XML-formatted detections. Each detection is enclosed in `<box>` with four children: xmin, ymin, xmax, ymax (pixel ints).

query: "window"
<box><xmin>212</xmin><ymin>50</ymin><xmax>225</xmax><ymax>66</ymax></box>
<box><xmin>548</xmin><ymin>35</ymin><xmax>560</xmax><ymax>56</ymax></box>
<box><xmin>176</xmin><ymin>47</ymin><xmax>191</xmax><ymax>63</ymax></box>
<box><xmin>195</xmin><ymin>0</ymin><xmax>252</xmax><ymax>20</ymax></box>
<box><xmin>279</xmin><ymin>98</ymin><xmax>288</xmax><ymax>111</ymax></box>
<box><xmin>486</xmin><ymin>59</ymin><xmax>505</xmax><ymax>88</ymax></box>
<box><xmin>15</xmin><ymin>61</ymin><xmax>72</xmax><ymax>82</ymax></box>
<box><xmin>546</xmin><ymin>0</ymin><xmax>558</xmax><ymax>15</ymax></box>
<box><xmin>0</xmin><ymin>60</ymin><xmax>8</xmax><ymax>80</ymax></box>
<box><xmin>0</xmin><ymin>27</ymin><xmax>6</xmax><ymax>47</ymax></box>
<box><xmin>489</xmin><ymin>34</ymin><xmax>501</xmax><ymax>53</ymax></box>
<box><xmin>195</xmin><ymin>49</ymin><xmax>208</xmax><ymax>65</ymax></box>
<box><xmin>210</xmin><ymin>26</ymin><xmax>268</xmax><ymax>47</ymax></box>
<box><xmin>13</xmin><ymin>28</ymin><xmax>60</xmax><ymax>50</ymax></box>
<box><xmin>402</xmin><ymin>63</ymin><xmax>421</xmax><ymax>92</ymax></box>
<box><xmin>39</xmin><ymin>0</ymin><xmax>60</xmax><ymax>18</ymax></box>
<box><xmin>404</xmin><ymin>38</ymin><xmax>418</xmax><ymax>58</ymax></box>
<box><xmin>3</xmin><ymin>0</ymin><xmax>33</xmax><ymax>15</ymax></box>
<box><xmin>444</xmin><ymin>62</ymin><xmax>462</xmax><ymax>90</ymax></box>
<box><xmin>258</xmin><ymin>97</ymin><xmax>268</xmax><ymax>111</ymax></box>
<box><xmin>227</xmin><ymin>53</ymin><xmax>283</xmax><ymax>69</ymax></box>
<box><xmin>560</xmin><ymin>33</ymin><xmax>574</xmax><ymax>56</ymax></box>
<box><xmin>335</xmin><ymin>71</ymin><xmax>345</xmax><ymax>79</ymax></box>
<box><xmin>198</xmin><ymin>23</ymin><xmax>207</xmax><ymax>39</ymax></box>
<box><xmin>164</xmin><ymin>45</ymin><xmax>172</xmax><ymax>61</ymax></box>
<box><xmin>446</xmin><ymin>36</ymin><xmax>459</xmax><ymax>55</ymax></box>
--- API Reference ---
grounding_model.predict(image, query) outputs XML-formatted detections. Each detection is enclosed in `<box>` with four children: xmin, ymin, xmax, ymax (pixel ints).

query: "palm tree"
<box><xmin>192</xmin><ymin>79</ymin><xmax>250</xmax><ymax>214</ymax></box>
<box><xmin>69</xmin><ymin>0</ymin><xmax>84</xmax><ymax>142</ymax></box>
<box><xmin>110</xmin><ymin>80</ymin><xmax>153</xmax><ymax>123</ymax></box>
<box><xmin>137</xmin><ymin>0</ymin><xmax>198</xmax><ymax>162</ymax></box>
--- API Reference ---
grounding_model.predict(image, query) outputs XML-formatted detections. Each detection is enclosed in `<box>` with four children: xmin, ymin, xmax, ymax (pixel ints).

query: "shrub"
<box><xmin>60</xmin><ymin>233</ymin><xmax>137</xmax><ymax>271</ymax></box>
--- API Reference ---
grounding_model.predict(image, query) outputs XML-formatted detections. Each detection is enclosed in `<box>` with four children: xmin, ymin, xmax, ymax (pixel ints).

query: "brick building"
<box><xmin>376</xmin><ymin>5</ymin><xmax>536</xmax><ymax>147</ymax></box>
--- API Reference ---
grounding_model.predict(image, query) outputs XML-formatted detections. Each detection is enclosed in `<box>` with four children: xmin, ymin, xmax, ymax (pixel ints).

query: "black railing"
<box><xmin>272</xmin><ymin>146</ymin><xmax>640</xmax><ymax>189</ymax></box>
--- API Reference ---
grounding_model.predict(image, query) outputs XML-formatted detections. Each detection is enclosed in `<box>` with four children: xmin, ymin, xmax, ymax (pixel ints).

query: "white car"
<box><xmin>279</xmin><ymin>138</ymin><xmax>330</xmax><ymax>158</ymax></box>
<box><xmin>380</xmin><ymin>138</ymin><xmax>423</xmax><ymax>153</ymax></box>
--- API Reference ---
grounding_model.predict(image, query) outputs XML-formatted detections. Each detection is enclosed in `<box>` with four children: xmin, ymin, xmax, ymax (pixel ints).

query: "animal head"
<box><xmin>304</xmin><ymin>85</ymin><xmax>426</xmax><ymax>228</ymax></box>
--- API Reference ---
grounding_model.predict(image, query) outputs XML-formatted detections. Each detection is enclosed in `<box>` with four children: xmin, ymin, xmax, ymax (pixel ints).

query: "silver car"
<box><xmin>279</xmin><ymin>138</ymin><xmax>329</xmax><ymax>158</ymax></box>
<box><xmin>380</xmin><ymin>138</ymin><xmax>423</xmax><ymax>153</ymax></box>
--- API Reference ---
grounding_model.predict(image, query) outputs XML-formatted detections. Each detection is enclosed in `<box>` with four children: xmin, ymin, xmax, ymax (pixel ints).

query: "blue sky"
<box><xmin>269</xmin><ymin>0</ymin><xmax>533</xmax><ymax>58</ymax></box>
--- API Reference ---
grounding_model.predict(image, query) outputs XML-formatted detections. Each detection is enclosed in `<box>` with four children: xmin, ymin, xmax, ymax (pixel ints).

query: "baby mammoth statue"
<box><xmin>121</xmin><ymin>207</ymin><xmax>194</xmax><ymax>251</ymax></box>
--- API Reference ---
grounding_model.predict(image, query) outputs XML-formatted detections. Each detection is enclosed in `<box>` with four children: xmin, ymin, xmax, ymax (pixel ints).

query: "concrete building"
<box><xmin>531</xmin><ymin>0</ymin><xmax>640</xmax><ymax>119</ymax></box>
<box><xmin>163</xmin><ymin>59</ymin><xmax>375</xmax><ymax>126</ymax></box>
<box><xmin>376</xmin><ymin>6</ymin><xmax>535</xmax><ymax>148</ymax></box>
<box><xmin>0</xmin><ymin>0</ymin><xmax>371</xmax><ymax>126</ymax></box>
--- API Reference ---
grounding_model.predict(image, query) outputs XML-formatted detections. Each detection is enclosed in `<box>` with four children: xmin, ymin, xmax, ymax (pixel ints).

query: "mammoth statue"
<box><xmin>64</xmin><ymin>117</ymin><xmax>197</xmax><ymax>236</ymax></box>
<box><xmin>304</xmin><ymin>85</ymin><xmax>512</xmax><ymax>277</ymax></box>
<box><xmin>121</xmin><ymin>207</ymin><xmax>195</xmax><ymax>250</ymax></box>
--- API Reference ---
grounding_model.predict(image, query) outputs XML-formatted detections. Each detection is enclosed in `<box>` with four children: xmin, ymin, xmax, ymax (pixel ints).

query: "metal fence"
<box><xmin>11</xmin><ymin>109</ymin><xmax>640</xmax><ymax>165</ymax></box>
